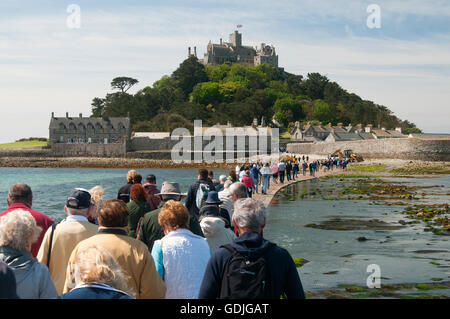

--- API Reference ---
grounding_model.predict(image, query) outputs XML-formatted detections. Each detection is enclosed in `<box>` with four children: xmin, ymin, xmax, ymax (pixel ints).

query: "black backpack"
<box><xmin>219</xmin><ymin>243</ymin><xmax>274</xmax><ymax>299</ymax></box>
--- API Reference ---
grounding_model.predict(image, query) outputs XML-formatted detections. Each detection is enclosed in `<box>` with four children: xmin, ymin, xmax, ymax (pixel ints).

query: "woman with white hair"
<box><xmin>60</xmin><ymin>245</ymin><xmax>134</xmax><ymax>299</ymax></box>
<box><xmin>0</xmin><ymin>210</ymin><xmax>57</xmax><ymax>299</ymax></box>
<box><xmin>88</xmin><ymin>185</ymin><xmax>104</xmax><ymax>225</ymax></box>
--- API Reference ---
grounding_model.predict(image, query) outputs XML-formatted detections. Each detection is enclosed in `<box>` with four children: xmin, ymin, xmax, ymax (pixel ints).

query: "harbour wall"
<box><xmin>286</xmin><ymin>138</ymin><xmax>450</xmax><ymax>162</ymax></box>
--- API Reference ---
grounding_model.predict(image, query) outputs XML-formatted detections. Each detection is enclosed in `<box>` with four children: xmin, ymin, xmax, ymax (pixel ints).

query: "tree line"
<box><xmin>90</xmin><ymin>56</ymin><xmax>421</xmax><ymax>134</ymax></box>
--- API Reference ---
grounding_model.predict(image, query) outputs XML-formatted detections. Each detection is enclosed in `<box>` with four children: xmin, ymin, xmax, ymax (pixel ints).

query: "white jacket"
<box><xmin>200</xmin><ymin>217</ymin><xmax>236</xmax><ymax>253</ymax></box>
<box><xmin>261</xmin><ymin>166</ymin><xmax>272</xmax><ymax>175</ymax></box>
<box><xmin>160</xmin><ymin>229</ymin><xmax>210</xmax><ymax>299</ymax></box>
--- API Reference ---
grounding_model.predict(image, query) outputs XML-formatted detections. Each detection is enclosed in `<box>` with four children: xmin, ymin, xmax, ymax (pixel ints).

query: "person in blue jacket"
<box><xmin>185</xmin><ymin>168</ymin><xmax>216</xmax><ymax>217</ymax></box>
<box><xmin>198</xmin><ymin>198</ymin><xmax>305</xmax><ymax>299</ymax></box>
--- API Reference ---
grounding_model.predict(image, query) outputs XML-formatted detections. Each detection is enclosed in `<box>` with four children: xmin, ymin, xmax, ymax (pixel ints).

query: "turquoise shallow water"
<box><xmin>1</xmin><ymin>168</ymin><xmax>449</xmax><ymax>295</ymax></box>
<box><xmin>0</xmin><ymin>167</ymin><xmax>229</xmax><ymax>221</ymax></box>
<box><xmin>264</xmin><ymin>175</ymin><xmax>450</xmax><ymax>294</ymax></box>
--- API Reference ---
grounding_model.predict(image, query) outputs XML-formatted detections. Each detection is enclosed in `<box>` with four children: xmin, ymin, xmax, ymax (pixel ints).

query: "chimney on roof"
<box><xmin>66</xmin><ymin>112</ymin><xmax>69</xmax><ymax>118</ymax></box>
<box><xmin>51</xmin><ymin>112</ymin><xmax>54</xmax><ymax>119</ymax></box>
<box><xmin>194</xmin><ymin>46</ymin><xmax>197</xmax><ymax>57</ymax></box>
<box><xmin>337</xmin><ymin>123</ymin><xmax>343</xmax><ymax>128</ymax></box>
<box><xmin>227</xmin><ymin>121</ymin><xmax>232</xmax><ymax>127</ymax></box>
<box><xmin>188</xmin><ymin>47</ymin><xmax>191</xmax><ymax>57</ymax></box>
<box><xmin>252</xmin><ymin>118</ymin><xmax>258</xmax><ymax>128</ymax></box>
<box><xmin>220</xmin><ymin>38</ymin><xmax>222</xmax><ymax>45</ymax></box>
<box><xmin>79</xmin><ymin>113</ymin><xmax>82</xmax><ymax>118</ymax></box>
<box><xmin>326</xmin><ymin>123</ymin><xmax>332</xmax><ymax>128</ymax></box>
<box><xmin>318</xmin><ymin>122</ymin><xmax>323</xmax><ymax>128</ymax></box>
<box><xmin>365</xmin><ymin>124</ymin><xmax>373</xmax><ymax>133</ymax></box>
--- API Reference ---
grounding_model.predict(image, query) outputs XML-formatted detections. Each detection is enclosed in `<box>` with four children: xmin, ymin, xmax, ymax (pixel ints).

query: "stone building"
<box><xmin>290</xmin><ymin>121</ymin><xmax>406</xmax><ymax>143</ymax></box>
<box><xmin>195</xmin><ymin>30</ymin><xmax>279</xmax><ymax>68</ymax></box>
<box><xmin>48</xmin><ymin>113</ymin><xmax>131</xmax><ymax>146</ymax></box>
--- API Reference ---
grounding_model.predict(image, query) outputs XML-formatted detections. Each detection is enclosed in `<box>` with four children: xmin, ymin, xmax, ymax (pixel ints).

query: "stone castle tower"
<box><xmin>189</xmin><ymin>30</ymin><xmax>279</xmax><ymax>68</ymax></box>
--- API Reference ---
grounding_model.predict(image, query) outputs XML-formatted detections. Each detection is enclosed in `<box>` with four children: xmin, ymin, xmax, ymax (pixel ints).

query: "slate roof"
<box><xmin>386</xmin><ymin>130</ymin><xmax>407</xmax><ymax>138</ymax></box>
<box><xmin>133</xmin><ymin>132</ymin><xmax>170</xmax><ymax>139</ymax></box>
<box><xmin>198</xmin><ymin>125</ymin><xmax>272</xmax><ymax>136</ymax></box>
<box><xmin>49</xmin><ymin>116</ymin><xmax>130</xmax><ymax>130</ymax></box>
<box><xmin>358</xmin><ymin>132</ymin><xmax>376</xmax><ymax>140</ymax></box>
<box><xmin>331</xmin><ymin>132</ymin><xmax>364</xmax><ymax>141</ymax></box>
<box><xmin>332</xmin><ymin>127</ymin><xmax>348</xmax><ymax>133</ymax></box>
<box><xmin>371</xmin><ymin>129</ymin><xmax>392</xmax><ymax>137</ymax></box>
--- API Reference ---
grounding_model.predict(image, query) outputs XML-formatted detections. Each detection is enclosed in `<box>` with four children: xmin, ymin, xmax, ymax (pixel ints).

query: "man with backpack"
<box><xmin>198</xmin><ymin>198</ymin><xmax>305</xmax><ymax>299</ymax></box>
<box><xmin>185</xmin><ymin>168</ymin><xmax>216</xmax><ymax>218</ymax></box>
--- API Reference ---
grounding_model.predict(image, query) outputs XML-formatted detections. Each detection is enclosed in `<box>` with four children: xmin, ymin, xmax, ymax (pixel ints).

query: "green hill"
<box><xmin>90</xmin><ymin>56</ymin><xmax>421</xmax><ymax>134</ymax></box>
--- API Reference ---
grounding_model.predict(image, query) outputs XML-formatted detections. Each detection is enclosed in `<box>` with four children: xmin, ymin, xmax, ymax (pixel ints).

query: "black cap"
<box><xmin>146</xmin><ymin>174</ymin><xmax>156</xmax><ymax>182</ymax></box>
<box><xmin>66</xmin><ymin>188</ymin><xmax>93</xmax><ymax>209</ymax></box>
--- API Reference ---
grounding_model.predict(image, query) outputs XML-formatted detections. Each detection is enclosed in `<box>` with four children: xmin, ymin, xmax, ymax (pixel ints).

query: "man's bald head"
<box><xmin>7</xmin><ymin>184</ymin><xmax>33</xmax><ymax>207</ymax></box>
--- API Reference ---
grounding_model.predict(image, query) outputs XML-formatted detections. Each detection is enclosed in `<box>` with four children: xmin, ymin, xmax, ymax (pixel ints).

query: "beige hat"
<box><xmin>154</xmin><ymin>182</ymin><xmax>187</xmax><ymax>198</ymax></box>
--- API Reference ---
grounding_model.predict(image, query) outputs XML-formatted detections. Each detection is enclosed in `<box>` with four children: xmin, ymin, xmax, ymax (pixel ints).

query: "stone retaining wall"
<box><xmin>51</xmin><ymin>143</ymin><xmax>127</xmax><ymax>157</ymax></box>
<box><xmin>0</xmin><ymin>149</ymin><xmax>53</xmax><ymax>157</ymax></box>
<box><xmin>286</xmin><ymin>138</ymin><xmax>450</xmax><ymax>161</ymax></box>
<box><xmin>129</xmin><ymin>136</ymin><xmax>275</xmax><ymax>152</ymax></box>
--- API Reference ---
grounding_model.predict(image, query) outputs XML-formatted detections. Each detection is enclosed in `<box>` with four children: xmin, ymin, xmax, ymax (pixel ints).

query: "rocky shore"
<box><xmin>0</xmin><ymin>156</ymin><xmax>237</xmax><ymax>170</ymax></box>
<box><xmin>0</xmin><ymin>154</ymin><xmax>448</xmax><ymax>171</ymax></box>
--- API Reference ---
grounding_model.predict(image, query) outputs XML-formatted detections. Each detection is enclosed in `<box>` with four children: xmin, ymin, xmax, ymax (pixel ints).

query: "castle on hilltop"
<box><xmin>188</xmin><ymin>30</ymin><xmax>279</xmax><ymax>68</ymax></box>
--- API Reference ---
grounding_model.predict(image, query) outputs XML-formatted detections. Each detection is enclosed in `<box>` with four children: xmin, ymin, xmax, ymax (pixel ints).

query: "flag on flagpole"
<box><xmin>237</xmin><ymin>24</ymin><xmax>243</xmax><ymax>28</ymax></box>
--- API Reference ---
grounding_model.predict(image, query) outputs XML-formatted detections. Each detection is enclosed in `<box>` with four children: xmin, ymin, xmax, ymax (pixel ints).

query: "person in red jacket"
<box><xmin>240</xmin><ymin>169</ymin><xmax>255</xmax><ymax>198</ymax></box>
<box><xmin>0</xmin><ymin>184</ymin><xmax>53</xmax><ymax>257</ymax></box>
<box><xmin>143</xmin><ymin>174</ymin><xmax>161</xmax><ymax>211</ymax></box>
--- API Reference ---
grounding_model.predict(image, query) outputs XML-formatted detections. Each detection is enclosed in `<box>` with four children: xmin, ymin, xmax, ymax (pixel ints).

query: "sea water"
<box><xmin>0</xmin><ymin>167</ymin><xmax>229</xmax><ymax>221</ymax></box>
<box><xmin>1</xmin><ymin>167</ymin><xmax>448</xmax><ymax>294</ymax></box>
<box><xmin>264</xmin><ymin>175</ymin><xmax>450</xmax><ymax>294</ymax></box>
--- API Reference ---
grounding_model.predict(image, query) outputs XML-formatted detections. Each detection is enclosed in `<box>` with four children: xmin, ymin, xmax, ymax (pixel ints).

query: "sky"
<box><xmin>0</xmin><ymin>0</ymin><xmax>449</xmax><ymax>143</ymax></box>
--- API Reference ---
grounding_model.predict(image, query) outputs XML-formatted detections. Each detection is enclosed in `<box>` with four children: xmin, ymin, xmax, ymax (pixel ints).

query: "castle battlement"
<box><xmin>188</xmin><ymin>30</ymin><xmax>279</xmax><ymax>68</ymax></box>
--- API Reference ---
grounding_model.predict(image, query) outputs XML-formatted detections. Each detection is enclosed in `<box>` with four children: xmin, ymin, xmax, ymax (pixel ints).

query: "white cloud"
<box><xmin>0</xmin><ymin>1</ymin><xmax>449</xmax><ymax>142</ymax></box>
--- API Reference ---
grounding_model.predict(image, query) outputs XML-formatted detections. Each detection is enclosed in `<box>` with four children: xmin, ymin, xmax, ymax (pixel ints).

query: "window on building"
<box><xmin>95</xmin><ymin>123</ymin><xmax>103</xmax><ymax>133</ymax></box>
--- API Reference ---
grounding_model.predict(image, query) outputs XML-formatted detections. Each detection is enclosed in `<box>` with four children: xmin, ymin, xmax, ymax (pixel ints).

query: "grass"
<box><xmin>292</xmin><ymin>257</ymin><xmax>309</xmax><ymax>268</ymax></box>
<box><xmin>279</xmin><ymin>130</ymin><xmax>291</xmax><ymax>139</ymax></box>
<box><xmin>347</xmin><ymin>164</ymin><xmax>388</xmax><ymax>172</ymax></box>
<box><xmin>390</xmin><ymin>162</ymin><xmax>450</xmax><ymax>175</ymax></box>
<box><xmin>0</xmin><ymin>140</ymin><xmax>48</xmax><ymax>149</ymax></box>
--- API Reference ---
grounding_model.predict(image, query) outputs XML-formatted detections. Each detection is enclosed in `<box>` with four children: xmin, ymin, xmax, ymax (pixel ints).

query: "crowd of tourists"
<box><xmin>0</xmin><ymin>166</ymin><xmax>308</xmax><ymax>299</ymax></box>
<box><xmin>232</xmin><ymin>154</ymin><xmax>350</xmax><ymax>194</ymax></box>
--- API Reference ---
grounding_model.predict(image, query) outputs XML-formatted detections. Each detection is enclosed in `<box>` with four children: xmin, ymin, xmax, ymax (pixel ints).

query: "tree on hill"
<box><xmin>90</xmin><ymin>58</ymin><xmax>421</xmax><ymax>133</ymax></box>
<box><xmin>111</xmin><ymin>77</ymin><xmax>139</xmax><ymax>93</ymax></box>
<box><xmin>172</xmin><ymin>56</ymin><xmax>208</xmax><ymax>98</ymax></box>
<box><xmin>91</xmin><ymin>97</ymin><xmax>105</xmax><ymax>117</ymax></box>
